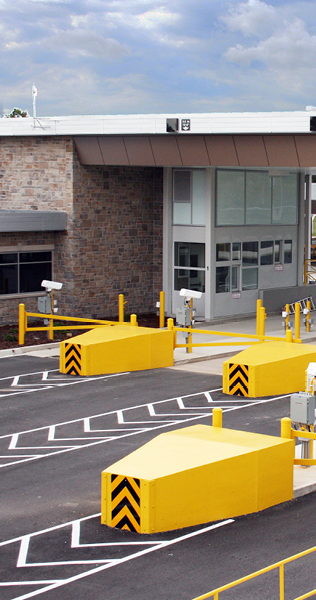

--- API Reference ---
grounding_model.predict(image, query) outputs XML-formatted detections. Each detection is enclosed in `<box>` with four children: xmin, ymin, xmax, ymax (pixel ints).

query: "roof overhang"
<box><xmin>73</xmin><ymin>133</ymin><xmax>316</xmax><ymax>169</ymax></box>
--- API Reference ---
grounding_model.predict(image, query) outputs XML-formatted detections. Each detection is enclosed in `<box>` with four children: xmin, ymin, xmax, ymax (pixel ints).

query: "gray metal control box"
<box><xmin>290</xmin><ymin>392</ymin><xmax>316</xmax><ymax>426</ymax></box>
<box><xmin>38</xmin><ymin>296</ymin><xmax>51</xmax><ymax>314</ymax></box>
<box><xmin>176</xmin><ymin>307</ymin><xmax>191</xmax><ymax>327</ymax></box>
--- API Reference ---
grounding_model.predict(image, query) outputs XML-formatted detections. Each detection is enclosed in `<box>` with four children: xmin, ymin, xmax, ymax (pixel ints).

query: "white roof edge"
<box><xmin>0</xmin><ymin>110</ymin><xmax>315</xmax><ymax>136</ymax></box>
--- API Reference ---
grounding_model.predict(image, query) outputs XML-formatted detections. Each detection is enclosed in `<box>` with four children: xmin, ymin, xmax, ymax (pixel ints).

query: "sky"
<box><xmin>1</xmin><ymin>0</ymin><xmax>316</xmax><ymax>116</ymax></box>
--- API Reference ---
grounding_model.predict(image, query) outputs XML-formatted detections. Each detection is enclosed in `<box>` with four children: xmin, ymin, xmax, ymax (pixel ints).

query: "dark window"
<box><xmin>0</xmin><ymin>251</ymin><xmax>52</xmax><ymax>295</ymax></box>
<box><xmin>284</xmin><ymin>240</ymin><xmax>292</xmax><ymax>264</ymax></box>
<box><xmin>260</xmin><ymin>241</ymin><xmax>274</xmax><ymax>265</ymax></box>
<box><xmin>216</xmin><ymin>243</ymin><xmax>231</xmax><ymax>261</ymax></box>
<box><xmin>216</xmin><ymin>267</ymin><xmax>230</xmax><ymax>293</ymax></box>
<box><xmin>242</xmin><ymin>242</ymin><xmax>258</xmax><ymax>265</ymax></box>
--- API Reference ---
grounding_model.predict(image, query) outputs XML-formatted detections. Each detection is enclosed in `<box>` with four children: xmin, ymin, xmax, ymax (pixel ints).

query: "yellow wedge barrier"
<box><xmin>191</xmin><ymin>544</ymin><xmax>316</xmax><ymax>600</ymax></box>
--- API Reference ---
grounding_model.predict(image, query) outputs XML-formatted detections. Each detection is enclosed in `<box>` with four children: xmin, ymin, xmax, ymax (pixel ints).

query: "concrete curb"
<box><xmin>0</xmin><ymin>342</ymin><xmax>60</xmax><ymax>358</ymax></box>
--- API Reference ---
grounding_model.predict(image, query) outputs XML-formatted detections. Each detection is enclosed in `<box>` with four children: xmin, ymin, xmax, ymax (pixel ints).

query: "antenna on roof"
<box><xmin>32</xmin><ymin>83</ymin><xmax>37</xmax><ymax>124</ymax></box>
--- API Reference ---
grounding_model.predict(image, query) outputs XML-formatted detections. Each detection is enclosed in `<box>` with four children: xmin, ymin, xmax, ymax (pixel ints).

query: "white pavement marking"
<box><xmin>0</xmin><ymin>388</ymin><xmax>290</xmax><ymax>470</ymax></box>
<box><xmin>4</xmin><ymin>515</ymin><xmax>234</xmax><ymax>600</ymax></box>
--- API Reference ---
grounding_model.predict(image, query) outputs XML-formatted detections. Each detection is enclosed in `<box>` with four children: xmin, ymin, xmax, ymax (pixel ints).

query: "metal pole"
<box><xmin>256</xmin><ymin>299</ymin><xmax>262</xmax><ymax>336</ymax></box>
<box><xmin>295</xmin><ymin>302</ymin><xmax>301</xmax><ymax>341</ymax></box>
<box><xmin>281</xmin><ymin>417</ymin><xmax>292</xmax><ymax>439</ymax></box>
<box><xmin>212</xmin><ymin>408</ymin><xmax>222</xmax><ymax>428</ymax></box>
<box><xmin>159</xmin><ymin>291</ymin><xmax>165</xmax><ymax>328</ymax></box>
<box><xmin>18</xmin><ymin>303</ymin><xmax>25</xmax><ymax>345</ymax></box>
<box><xmin>118</xmin><ymin>294</ymin><xmax>124</xmax><ymax>323</ymax></box>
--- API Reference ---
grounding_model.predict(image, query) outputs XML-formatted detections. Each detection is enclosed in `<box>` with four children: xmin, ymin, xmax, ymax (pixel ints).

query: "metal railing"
<box><xmin>191</xmin><ymin>544</ymin><xmax>316</xmax><ymax>600</ymax></box>
<box><xmin>18</xmin><ymin>303</ymin><xmax>138</xmax><ymax>345</ymax></box>
<box><xmin>304</xmin><ymin>259</ymin><xmax>316</xmax><ymax>284</ymax></box>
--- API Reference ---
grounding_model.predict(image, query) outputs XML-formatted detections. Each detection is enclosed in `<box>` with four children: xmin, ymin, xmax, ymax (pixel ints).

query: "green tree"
<box><xmin>5</xmin><ymin>107</ymin><xmax>29</xmax><ymax>118</ymax></box>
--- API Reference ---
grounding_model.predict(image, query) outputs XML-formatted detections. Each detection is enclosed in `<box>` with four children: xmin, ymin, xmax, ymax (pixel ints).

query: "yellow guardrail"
<box><xmin>281</xmin><ymin>417</ymin><xmax>316</xmax><ymax>466</ymax></box>
<box><xmin>192</xmin><ymin>544</ymin><xmax>316</xmax><ymax>600</ymax></box>
<box><xmin>18</xmin><ymin>303</ymin><xmax>138</xmax><ymax>345</ymax></box>
<box><xmin>304</xmin><ymin>259</ymin><xmax>316</xmax><ymax>284</ymax></box>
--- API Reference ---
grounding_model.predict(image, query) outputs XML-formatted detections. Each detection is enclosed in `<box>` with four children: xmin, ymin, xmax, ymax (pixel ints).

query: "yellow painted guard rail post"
<box><xmin>168</xmin><ymin>318</ymin><xmax>176</xmax><ymax>349</ymax></box>
<box><xmin>295</xmin><ymin>302</ymin><xmax>302</xmax><ymax>342</ymax></box>
<box><xmin>212</xmin><ymin>408</ymin><xmax>222</xmax><ymax>428</ymax></box>
<box><xmin>285</xmin><ymin>303</ymin><xmax>290</xmax><ymax>331</ymax></box>
<box><xmin>118</xmin><ymin>294</ymin><xmax>125</xmax><ymax>323</ymax></box>
<box><xmin>281</xmin><ymin>417</ymin><xmax>292</xmax><ymax>439</ymax></box>
<box><xmin>306</xmin><ymin>299</ymin><xmax>311</xmax><ymax>333</ymax></box>
<box><xmin>19</xmin><ymin>303</ymin><xmax>25</xmax><ymax>345</ymax></box>
<box><xmin>256</xmin><ymin>299</ymin><xmax>262</xmax><ymax>336</ymax></box>
<box><xmin>159</xmin><ymin>291</ymin><xmax>165</xmax><ymax>328</ymax></box>
<box><xmin>259</xmin><ymin>306</ymin><xmax>266</xmax><ymax>336</ymax></box>
<box><xmin>130</xmin><ymin>314</ymin><xmax>138</xmax><ymax>326</ymax></box>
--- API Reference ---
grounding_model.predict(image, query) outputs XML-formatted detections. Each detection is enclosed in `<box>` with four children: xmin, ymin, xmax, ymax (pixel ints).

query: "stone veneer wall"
<box><xmin>69</xmin><ymin>155</ymin><xmax>163</xmax><ymax>318</ymax></box>
<box><xmin>0</xmin><ymin>136</ymin><xmax>163</xmax><ymax>323</ymax></box>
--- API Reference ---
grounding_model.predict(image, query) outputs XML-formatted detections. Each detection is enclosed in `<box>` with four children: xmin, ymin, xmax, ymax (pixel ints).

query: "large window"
<box><xmin>174</xmin><ymin>242</ymin><xmax>205</xmax><ymax>292</ymax></box>
<box><xmin>0</xmin><ymin>251</ymin><xmax>52</xmax><ymax>294</ymax></box>
<box><xmin>173</xmin><ymin>169</ymin><xmax>206</xmax><ymax>225</ymax></box>
<box><xmin>216</xmin><ymin>170</ymin><xmax>298</xmax><ymax>226</ymax></box>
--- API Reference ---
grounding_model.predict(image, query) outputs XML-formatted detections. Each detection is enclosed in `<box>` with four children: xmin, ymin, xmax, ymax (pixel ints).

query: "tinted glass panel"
<box><xmin>20</xmin><ymin>252</ymin><xmax>52</xmax><ymax>263</ymax></box>
<box><xmin>246</xmin><ymin>172</ymin><xmax>271</xmax><ymax>224</ymax></box>
<box><xmin>174</xmin><ymin>269</ymin><xmax>205</xmax><ymax>293</ymax></box>
<box><xmin>242</xmin><ymin>242</ymin><xmax>258</xmax><ymax>265</ymax></box>
<box><xmin>284</xmin><ymin>240</ymin><xmax>292</xmax><ymax>264</ymax></box>
<box><xmin>232</xmin><ymin>243</ymin><xmax>241</xmax><ymax>261</ymax></box>
<box><xmin>272</xmin><ymin>174</ymin><xmax>298</xmax><ymax>224</ymax></box>
<box><xmin>275</xmin><ymin>240</ymin><xmax>282</xmax><ymax>263</ymax></box>
<box><xmin>19</xmin><ymin>262</ymin><xmax>52</xmax><ymax>293</ymax></box>
<box><xmin>0</xmin><ymin>253</ymin><xmax>18</xmax><ymax>264</ymax></box>
<box><xmin>260</xmin><ymin>241</ymin><xmax>274</xmax><ymax>265</ymax></box>
<box><xmin>216</xmin><ymin>267</ymin><xmax>230</xmax><ymax>293</ymax></box>
<box><xmin>242</xmin><ymin>267</ymin><xmax>258</xmax><ymax>290</ymax></box>
<box><xmin>217</xmin><ymin>171</ymin><xmax>245</xmax><ymax>225</ymax></box>
<box><xmin>0</xmin><ymin>265</ymin><xmax>18</xmax><ymax>294</ymax></box>
<box><xmin>216</xmin><ymin>243</ymin><xmax>230</xmax><ymax>262</ymax></box>
<box><xmin>173</xmin><ymin>170</ymin><xmax>191</xmax><ymax>203</ymax></box>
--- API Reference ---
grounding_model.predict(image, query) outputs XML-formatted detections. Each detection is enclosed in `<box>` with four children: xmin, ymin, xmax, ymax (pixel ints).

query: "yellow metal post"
<box><xmin>118</xmin><ymin>294</ymin><xmax>125</xmax><ymax>323</ymax></box>
<box><xmin>285</xmin><ymin>303</ymin><xmax>290</xmax><ymax>331</ymax></box>
<box><xmin>19</xmin><ymin>303</ymin><xmax>25</xmax><ymax>345</ymax></box>
<box><xmin>167</xmin><ymin>318</ymin><xmax>176</xmax><ymax>349</ymax></box>
<box><xmin>130</xmin><ymin>314</ymin><xmax>138</xmax><ymax>326</ymax></box>
<box><xmin>295</xmin><ymin>302</ymin><xmax>301</xmax><ymax>341</ymax></box>
<box><xmin>256</xmin><ymin>299</ymin><xmax>262</xmax><ymax>335</ymax></box>
<box><xmin>259</xmin><ymin>306</ymin><xmax>266</xmax><ymax>336</ymax></box>
<box><xmin>285</xmin><ymin>329</ymin><xmax>293</xmax><ymax>343</ymax></box>
<box><xmin>212</xmin><ymin>408</ymin><xmax>222</xmax><ymax>428</ymax></box>
<box><xmin>281</xmin><ymin>417</ymin><xmax>292</xmax><ymax>439</ymax></box>
<box><xmin>279</xmin><ymin>563</ymin><xmax>285</xmax><ymax>600</ymax></box>
<box><xmin>306</xmin><ymin>299</ymin><xmax>311</xmax><ymax>332</ymax></box>
<box><xmin>159</xmin><ymin>291</ymin><xmax>165</xmax><ymax>328</ymax></box>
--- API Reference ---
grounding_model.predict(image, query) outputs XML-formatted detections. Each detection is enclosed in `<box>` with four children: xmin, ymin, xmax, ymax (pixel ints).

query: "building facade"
<box><xmin>0</xmin><ymin>111</ymin><xmax>315</xmax><ymax>323</ymax></box>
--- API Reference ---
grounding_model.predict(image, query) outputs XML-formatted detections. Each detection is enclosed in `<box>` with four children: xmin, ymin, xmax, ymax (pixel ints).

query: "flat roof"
<box><xmin>1</xmin><ymin>110</ymin><xmax>316</xmax><ymax>136</ymax></box>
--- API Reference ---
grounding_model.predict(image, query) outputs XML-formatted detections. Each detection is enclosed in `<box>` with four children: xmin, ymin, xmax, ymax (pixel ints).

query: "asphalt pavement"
<box><xmin>1</xmin><ymin>315</ymin><xmax>316</xmax><ymax>600</ymax></box>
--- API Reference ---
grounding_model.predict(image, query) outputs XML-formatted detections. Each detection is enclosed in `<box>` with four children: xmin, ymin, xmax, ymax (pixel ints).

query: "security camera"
<box><xmin>179</xmin><ymin>288</ymin><xmax>202</xmax><ymax>300</ymax></box>
<box><xmin>41</xmin><ymin>280</ymin><xmax>63</xmax><ymax>291</ymax></box>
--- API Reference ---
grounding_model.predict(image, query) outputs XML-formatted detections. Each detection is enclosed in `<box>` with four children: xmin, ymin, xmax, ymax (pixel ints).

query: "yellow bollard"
<box><xmin>19</xmin><ymin>303</ymin><xmax>25</xmax><ymax>345</ymax></box>
<box><xmin>167</xmin><ymin>318</ymin><xmax>176</xmax><ymax>349</ymax></box>
<box><xmin>212</xmin><ymin>408</ymin><xmax>223</xmax><ymax>428</ymax></box>
<box><xmin>281</xmin><ymin>417</ymin><xmax>292</xmax><ymax>439</ymax></box>
<box><xmin>295</xmin><ymin>302</ymin><xmax>301</xmax><ymax>341</ymax></box>
<box><xmin>306</xmin><ymin>300</ymin><xmax>311</xmax><ymax>333</ymax></box>
<box><xmin>256</xmin><ymin>299</ymin><xmax>262</xmax><ymax>336</ymax></box>
<box><xmin>259</xmin><ymin>306</ymin><xmax>266</xmax><ymax>337</ymax></box>
<box><xmin>159</xmin><ymin>291</ymin><xmax>165</xmax><ymax>328</ymax></box>
<box><xmin>286</xmin><ymin>329</ymin><xmax>293</xmax><ymax>343</ymax></box>
<box><xmin>285</xmin><ymin>303</ymin><xmax>290</xmax><ymax>331</ymax></box>
<box><xmin>118</xmin><ymin>294</ymin><xmax>125</xmax><ymax>323</ymax></box>
<box><xmin>130</xmin><ymin>314</ymin><xmax>138</xmax><ymax>326</ymax></box>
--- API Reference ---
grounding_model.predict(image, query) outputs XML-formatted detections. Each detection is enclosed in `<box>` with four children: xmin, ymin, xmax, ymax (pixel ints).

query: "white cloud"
<box><xmin>45</xmin><ymin>29</ymin><xmax>128</xmax><ymax>60</ymax></box>
<box><xmin>221</xmin><ymin>0</ymin><xmax>277</xmax><ymax>37</ymax></box>
<box><xmin>107</xmin><ymin>7</ymin><xmax>180</xmax><ymax>30</ymax></box>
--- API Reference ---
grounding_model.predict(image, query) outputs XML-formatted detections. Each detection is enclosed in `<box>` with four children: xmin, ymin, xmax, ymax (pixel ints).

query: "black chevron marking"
<box><xmin>229</xmin><ymin>364</ymin><xmax>249</xmax><ymax>379</ymax></box>
<box><xmin>112</xmin><ymin>499</ymin><xmax>140</xmax><ymax>524</ymax></box>
<box><xmin>65</xmin><ymin>355</ymin><xmax>81</xmax><ymax>370</ymax></box>
<box><xmin>229</xmin><ymin>376</ymin><xmax>248</xmax><ymax>393</ymax></box>
<box><xmin>67</xmin><ymin>365</ymin><xmax>80</xmax><ymax>376</ymax></box>
<box><xmin>114</xmin><ymin>514</ymin><xmax>138</xmax><ymax>532</ymax></box>
<box><xmin>65</xmin><ymin>344</ymin><xmax>81</xmax><ymax>359</ymax></box>
<box><xmin>112</xmin><ymin>477</ymin><xmax>140</xmax><ymax>504</ymax></box>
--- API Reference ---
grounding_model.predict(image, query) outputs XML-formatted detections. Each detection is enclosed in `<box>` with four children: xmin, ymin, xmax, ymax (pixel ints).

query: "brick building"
<box><xmin>0</xmin><ymin>111</ymin><xmax>316</xmax><ymax>324</ymax></box>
